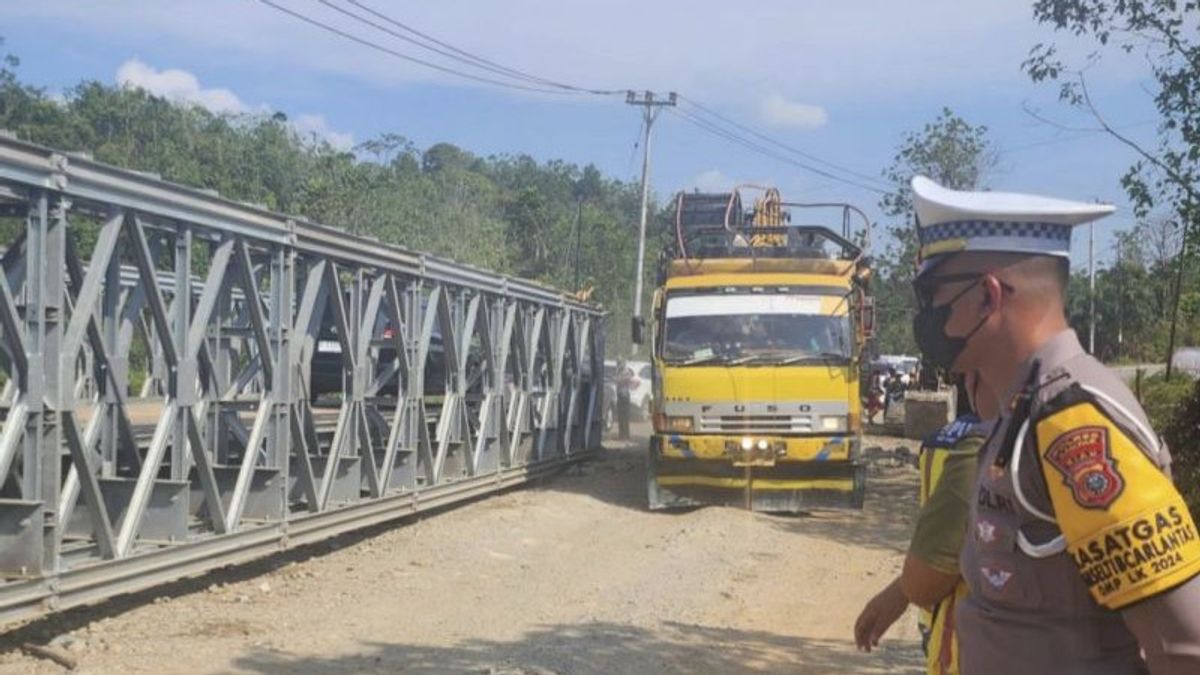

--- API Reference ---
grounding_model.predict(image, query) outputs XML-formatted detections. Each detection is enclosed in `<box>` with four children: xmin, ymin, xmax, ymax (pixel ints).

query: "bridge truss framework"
<box><xmin>0</xmin><ymin>134</ymin><xmax>605</xmax><ymax>624</ymax></box>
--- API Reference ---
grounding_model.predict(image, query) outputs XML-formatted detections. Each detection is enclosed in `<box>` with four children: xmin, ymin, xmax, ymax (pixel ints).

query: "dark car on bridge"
<box><xmin>308</xmin><ymin>314</ymin><xmax>449</xmax><ymax>402</ymax></box>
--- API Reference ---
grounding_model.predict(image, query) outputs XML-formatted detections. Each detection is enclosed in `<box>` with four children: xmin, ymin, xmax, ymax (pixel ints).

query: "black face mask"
<box><xmin>912</xmin><ymin>278</ymin><xmax>989</xmax><ymax>371</ymax></box>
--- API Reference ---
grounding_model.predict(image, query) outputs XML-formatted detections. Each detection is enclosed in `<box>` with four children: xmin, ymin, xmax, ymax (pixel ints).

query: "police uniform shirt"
<box><xmin>957</xmin><ymin>329</ymin><xmax>1200</xmax><ymax>674</ymax></box>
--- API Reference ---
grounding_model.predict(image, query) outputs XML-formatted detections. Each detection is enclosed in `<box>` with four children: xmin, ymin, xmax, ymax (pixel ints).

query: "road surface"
<box><xmin>0</xmin><ymin>425</ymin><xmax>924</xmax><ymax>674</ymax></box>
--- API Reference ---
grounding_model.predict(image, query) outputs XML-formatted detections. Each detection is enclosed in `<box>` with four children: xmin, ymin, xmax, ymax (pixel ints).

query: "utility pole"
<box><xmin>1089</xmin><ymin>222</ymin><xmax>1096</xmax><ymax>355</ymax></box>
<box><xmin>627</xmin><ymin>90</ymin><xmax>676</xmax><ymax>354</ymax></box>
<box><xmin>1166</xmin><ymin>218</ymin><xmax>1190</xmax><ymax>380</ymax></box>
<box><xmin>572</xmin><ymin>196</ymin><xmax>583</xmax><ymax>291</ymax></box>
<box><xmin>1116</xmin><ymin>238</ymin><xmax>1123</xmax><ymax>361</ymax></box>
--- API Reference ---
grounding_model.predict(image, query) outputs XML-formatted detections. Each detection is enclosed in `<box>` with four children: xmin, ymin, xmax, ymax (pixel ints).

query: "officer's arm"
<box><xmin>1121</xmin><ymin>575</ymin><xmax>1200</xmax><ymax>670</ymax></box>
<box><xmin>1034</xmin><ymin>399</ymin><xmax>1200</xmax><ymax>670</ymax></box>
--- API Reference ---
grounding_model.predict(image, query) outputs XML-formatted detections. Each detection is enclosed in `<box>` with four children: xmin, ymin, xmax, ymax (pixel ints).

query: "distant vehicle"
<box><xmin>604</xmin><ymin>358</ymin><xmax>652</xmax><ymax>420</ymax></box>
<box><xmin>626</xmin><ymin>360</ymin><xmax>653</xmax><ymax>416</ymax></box>
<box><xmin>873</xmin><ymin>354</ymin><xmax>918</xmax><ymax>373</ymax></box>
<box><xmin>308</xmin><ymin>306</ymin><xmax>454</xmax><ymax>402</ymax></box>
<box><xmin>1171</xmin><ymin>347</ymin><xmax>1200</xmax><ymax>377</ymax></box>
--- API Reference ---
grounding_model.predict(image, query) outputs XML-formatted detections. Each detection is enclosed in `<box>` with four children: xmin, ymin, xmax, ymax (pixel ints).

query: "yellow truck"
<box><xmin>640</xmin><ymin>188</ymin><xmax>873</xmax><ymax>512</ymax></box>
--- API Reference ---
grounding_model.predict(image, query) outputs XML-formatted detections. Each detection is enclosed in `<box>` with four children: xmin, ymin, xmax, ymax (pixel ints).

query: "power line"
<box><xmin>669</xmin><ymin>107</ymin><xmax>889</xmax><ymax>195</ymax></box>
<box><xmin>341</xmin><ymin>0</ymin><xmax>622</xmax><ymax>95</ymax></box>
<box><xmin>677</xmin><ymin>95</ymin><xmax>894</xmax><ymax>190</ymax></box>
<box><xmin>256</xmin><ymin>0</ymin><xmax>579</xmax><ymax>94</ymax></box>
<box><xmin>257</xmin><ymin>1</ymin><xmax>894</xmax><ymax>197</ymax></box>
<box><xmin>317</xmin><ymin>0</ymin><xmax>546</xmax><ymax>87</ymax></box>
<box><xmin>1001</xmin><ymin>119</ymin><xmax>1156</xmax><ymax>155</ymax></box>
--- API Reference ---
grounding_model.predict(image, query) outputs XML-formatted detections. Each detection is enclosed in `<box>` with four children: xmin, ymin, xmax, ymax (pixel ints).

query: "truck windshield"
<box><xmin>661</xmin><ymin>293</ymin><xmax>850</xmax><ymax>365</ymax></box>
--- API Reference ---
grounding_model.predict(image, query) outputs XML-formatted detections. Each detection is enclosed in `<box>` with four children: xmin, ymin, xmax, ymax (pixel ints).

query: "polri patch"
<box><xmin>980</xmin><ymin>566</ymin><xmax>1013</xmax><ymax>590</ymax></box>
<box><xmin>1044</xmin><ymin>426</ymin><xmax>1124</xmax><ymax>509</ymax></box>
<box><xmin>976</xmin><ymin>519</ymin><xmax>997</xmax><ymax>545</ymax></box>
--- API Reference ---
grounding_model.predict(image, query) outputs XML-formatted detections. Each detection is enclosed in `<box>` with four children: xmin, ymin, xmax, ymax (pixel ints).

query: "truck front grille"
<box><xmin>698</xmin><ymin>414</ymin><xmax>813</xmax><ymax>434</ymax></box>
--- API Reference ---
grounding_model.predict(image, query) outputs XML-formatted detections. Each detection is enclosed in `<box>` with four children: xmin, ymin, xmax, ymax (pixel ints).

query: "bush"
<box><xmin>1139</xmin><ymin>373</ymin><xmax>1196</xmax><ymax>432</ymax></box>
<box><xmin>1137</xmin><ymin>373</ymin><xmax>1200</xmax><ymax>516</ymax></box>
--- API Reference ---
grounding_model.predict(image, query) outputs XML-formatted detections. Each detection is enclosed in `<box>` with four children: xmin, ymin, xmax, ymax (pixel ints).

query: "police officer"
<box><xmin>909</xmin><ymin>176</ymin><xmax>1200</xmax><ymax>673</ymax></box>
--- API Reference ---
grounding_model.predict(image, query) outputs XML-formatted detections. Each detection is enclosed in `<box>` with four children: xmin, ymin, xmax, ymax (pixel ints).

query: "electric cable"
<box><xmin>257</xmin><ymin>0</ymin><xmax>578</xmax><ymax>94</ymax></box>
<box><xmin>341</xmin><ymin>0</ymin><xmax>623</xmax><ymax>95</ymax></box>
<box><xmin>678</xmin><ymin>95</ymin><xmax>894</xmax><ymax>189</ymax></box>
<box><xmin>669</xmin><ymin>107</ymin><xmax>888</xmax><ymax>195</ymax></box>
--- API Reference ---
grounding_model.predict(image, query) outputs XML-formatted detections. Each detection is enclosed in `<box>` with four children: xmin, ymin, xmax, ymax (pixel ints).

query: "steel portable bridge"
<box><xmin>0</xmin><ymin>134</ymin><xmax>605</xmax><ymax>624</ymax></box>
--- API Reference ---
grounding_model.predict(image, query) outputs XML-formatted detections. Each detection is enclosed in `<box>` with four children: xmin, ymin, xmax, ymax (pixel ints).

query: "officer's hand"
<box><xmin>854</xmin><ymin>579</ymin><xmax>908</xmax><ymax>653</ymax></box>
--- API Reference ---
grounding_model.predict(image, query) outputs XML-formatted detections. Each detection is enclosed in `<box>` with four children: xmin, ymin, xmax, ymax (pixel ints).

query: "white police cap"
<box><xmin>913</xmin><ymin>175</ymin><xmax>1115</xmax><ymax>273</ymax></box>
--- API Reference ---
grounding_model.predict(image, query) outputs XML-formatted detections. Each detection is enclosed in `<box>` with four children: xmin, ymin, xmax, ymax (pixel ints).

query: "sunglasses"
<box><xmin>912</xmin><ymin>272</ymin><xmax>1013</xmax><ymax>310</ymax></box>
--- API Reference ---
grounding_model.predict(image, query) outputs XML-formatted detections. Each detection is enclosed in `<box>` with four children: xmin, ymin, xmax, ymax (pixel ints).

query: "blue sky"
<box><xmin>0</xmin><ymin>0</ymin><xmax>1165</xmax><ymax>268</ymax></box>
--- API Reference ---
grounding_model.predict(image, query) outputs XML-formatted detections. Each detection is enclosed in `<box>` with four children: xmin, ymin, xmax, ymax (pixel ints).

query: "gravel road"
<box><xmin>0</xmin><ymin>426</ymin><xmax>924</xmax><ymax>674</ymax></box>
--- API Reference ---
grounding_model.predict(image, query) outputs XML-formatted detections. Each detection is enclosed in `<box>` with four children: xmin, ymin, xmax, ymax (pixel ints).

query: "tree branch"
<box><xmin>1078</xmin><ymin>72</ymin><xmax>1200</xmax><ymax>204</ymax></box>
<box><xmin>1021</xmin><ymin>101</ymin><xmax>1105</xmax><ymax>133</ymax></box>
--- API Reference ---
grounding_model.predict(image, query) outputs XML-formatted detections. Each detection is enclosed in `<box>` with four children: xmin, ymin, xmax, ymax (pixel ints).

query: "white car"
<box><xmin>604</xmin><ymin>359</ymin><xmax>654</xmax><ymax>419</ymax></box>
<box><xmin>625</xmin><ymin>360</ymin><xmax>653</xmax><ymax>417</ymax></box>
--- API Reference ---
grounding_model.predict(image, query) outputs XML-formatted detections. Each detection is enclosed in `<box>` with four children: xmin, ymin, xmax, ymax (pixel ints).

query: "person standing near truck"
<box><xmin>616</xmin><ymin>357</ymin><xmax>633</xmax><ymax>440</ymax></box>
<box><xmin>854</xmin><ymin>371</ymin><xmax>997</xmax><ymax>674</ymax></box>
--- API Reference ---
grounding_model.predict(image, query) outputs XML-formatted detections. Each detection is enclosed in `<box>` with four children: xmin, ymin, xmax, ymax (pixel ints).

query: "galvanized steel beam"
<box><xmin>0</xmin><ymin>133</ymin><xmax>605</xmax><ymax>625</ymax></box>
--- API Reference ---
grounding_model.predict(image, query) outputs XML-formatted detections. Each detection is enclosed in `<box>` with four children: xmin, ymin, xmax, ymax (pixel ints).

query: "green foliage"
<box><xmin>1151</xmin><ymin>375</ymin><xmax>1200</xmax><ymax>515</ymax></box>
<box><xmin>1066</xmin><ymin>218</ymin><xmax>1200</xmax><ymax>363</ymax></box>
<box><xmin>871</xmin><ymin>108</ymin><xmax>998</xmax><ymax>355</ymax></box>
<box><xmin>0</xmin><ymin>45</ymin><xmax>652</xmax><ymax>357</ymax></box>
<box><xmin>1139</xmin><ymin>373</ymin><xmax>1194</xmax><ymax>431</ymax></box>
<box><xmin>1025</xmin><ymin>1</ymin><xmax>1200</xmax><ymax>304</ymax></box>
<box><xmin>1119</xmin><ymin>371</ymin><xmax>1199</xmax><ymax>515</ymax></box>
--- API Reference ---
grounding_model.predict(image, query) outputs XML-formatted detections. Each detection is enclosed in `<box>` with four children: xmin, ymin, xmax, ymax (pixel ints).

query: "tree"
<box><xmin>1024</xmin><ymin>1</ymin><xmax>1200</xmax><ymax>375</ymax></box>
<box><xmin>421</xmin><ymin>142</ymin><xmax>472</xmax><ymax>174</ymax></box>
<box><xmin>0</xmin><ymin>38</ymin><xmax>655</xmax><ymax>357</ymax></box>
<box><xmin>872</xmin><ymin>108</ymin><xmax>999</xmax><ymax>354</ymax></box>
<box><xmin>571</xmin><ymin>165</ymin><xmax>604</xmax><ymax>289</ymax></box>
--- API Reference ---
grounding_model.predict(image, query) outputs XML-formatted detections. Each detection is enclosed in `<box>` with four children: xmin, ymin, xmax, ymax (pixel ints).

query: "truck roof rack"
<box><xmin>665</xmin><ymin>188</ymin><xmax>869</xmax><ymax>265</ymax></box>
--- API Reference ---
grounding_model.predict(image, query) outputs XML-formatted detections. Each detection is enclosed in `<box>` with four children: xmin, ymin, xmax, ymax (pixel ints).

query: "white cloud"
<box><xmin>117</xmin><ymin>58</ymin><xmax>251</xmax><ymax>114</ymax></box>
<box><xmin>292</xmin><ymin>113</ymin><xmax>354</xmax><ymax>151</ymax></box>
<box><xmin>759</xmin><ymin>94</ymin><xmax>828</xmax><ymax>130</ymax></box>
<box><xmin>693</xmin><ymin>169</ymin><xmax>733</xmax><ymax>192</ymax></box>
<box><xmin>113</xmin><ymin>59</ymin><xmax>353</xmax><ymax>149</ymax></box>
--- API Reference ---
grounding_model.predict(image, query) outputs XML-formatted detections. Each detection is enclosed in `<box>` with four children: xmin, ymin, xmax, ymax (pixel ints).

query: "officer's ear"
<box><xmin>979</xmin><ymin>274</ymin><xmax>1006</xmax><ymax>312</ymax></box>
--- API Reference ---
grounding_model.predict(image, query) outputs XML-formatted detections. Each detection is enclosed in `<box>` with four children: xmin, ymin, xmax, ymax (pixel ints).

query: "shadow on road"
<box><xmin>232</xmin><ymin>620</ymin><xmax>922</xmax><ymax>675</ymax></box>
<box><xmin>543</xmin><ymin>428</ymin><xmax>919</xmax><ymax>556</ymax></box>
<box><xmin>760</xmin><ymin>470</ymin><xmax>917</xmax><ymax>555</ymax></box>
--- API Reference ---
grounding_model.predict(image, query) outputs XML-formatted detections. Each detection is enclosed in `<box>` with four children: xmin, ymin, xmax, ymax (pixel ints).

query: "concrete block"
<box><xmin>904</xmin><ymin>390</ymin><xmax>955</xmax><ymax>441</ymax></box>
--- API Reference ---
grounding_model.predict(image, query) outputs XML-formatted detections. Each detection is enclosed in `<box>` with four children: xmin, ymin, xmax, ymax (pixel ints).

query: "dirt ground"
<box><xmin>0</xmin><ymin>425</ymin><xmax>925</xmax><ymax>674</ymax></box>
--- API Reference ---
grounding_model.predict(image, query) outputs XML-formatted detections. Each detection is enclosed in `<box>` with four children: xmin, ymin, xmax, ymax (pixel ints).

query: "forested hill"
<box><xmin>0</xmin><ymin>53</ymin><xmax>658</xmax><ymax>354</ymax></box>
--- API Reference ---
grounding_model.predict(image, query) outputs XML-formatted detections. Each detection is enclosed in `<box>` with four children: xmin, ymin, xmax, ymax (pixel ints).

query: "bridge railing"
<box><xmin>0</xmin><ymin>134</ymin><xmax>605</xmax><ymax>624</ymax></box>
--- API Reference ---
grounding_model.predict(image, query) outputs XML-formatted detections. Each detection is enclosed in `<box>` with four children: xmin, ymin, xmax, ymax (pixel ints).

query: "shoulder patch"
<box><xmin>1043</xmin><ymin>425</ymin><xmax>1124</xmax><ymax>509</ymax></box>
<box><xmin>1035</xmin><ymin>397</ymin><xmax>1200</xmax><ymax>609</ymax></box>
<box><xmin>926</xmin><ymin>414</ymin><xmax>982</xmax><ymax>449</ymax></box>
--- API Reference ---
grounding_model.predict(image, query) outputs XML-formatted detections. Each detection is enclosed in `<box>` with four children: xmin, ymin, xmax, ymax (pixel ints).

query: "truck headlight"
<box><xmin>664</xmin><ymin>416</ymin><xmax>693</xmax><ymax>432</ymax></box>
<box><xmin>819</xmin><ymin>415</ymin><xmax>848</xmax><ymax>432</ymax></box>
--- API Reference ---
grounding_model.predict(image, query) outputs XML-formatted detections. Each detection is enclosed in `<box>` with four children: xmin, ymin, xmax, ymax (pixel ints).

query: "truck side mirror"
<box><xmin>631</xmin><ymin>316</ymin><xmax>645</xmax><ymax>345</ymax></box>
<box><xmin>860</xmin><ymin>296</ymin><xmax>876</xmax><ymax>339</ymax></box>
